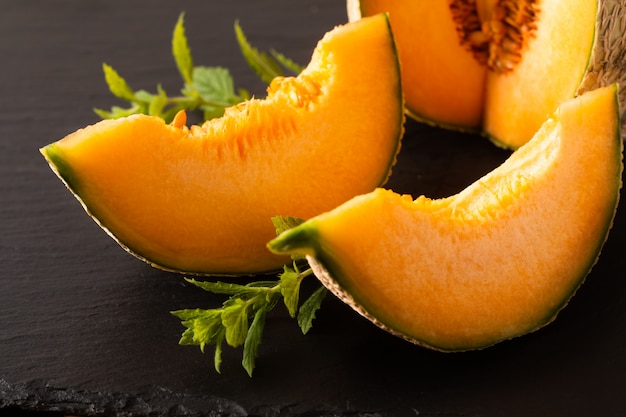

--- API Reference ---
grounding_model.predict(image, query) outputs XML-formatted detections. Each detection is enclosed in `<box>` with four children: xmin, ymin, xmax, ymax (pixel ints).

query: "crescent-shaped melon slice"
<box><xmin>40</xmin><ymin>14</ymin><xmax>404</xmax><ymax>276</ymax></box>
<box><xmin>269</xmin><ymin>85</ymin><xmax>623</xmax><ymax>351</ymax></box>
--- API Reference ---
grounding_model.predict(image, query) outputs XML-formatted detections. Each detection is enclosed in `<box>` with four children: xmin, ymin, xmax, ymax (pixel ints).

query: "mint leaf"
<box><xmin>172</xmin><ymin>308</ymin><xmax>223</xmax><ymax>351</ymax></box>
<box><xmin>133</xmin><ymin>89</ymin><xmax>155</xmax><ymax>103</ymax></box>
<box><xmin>193</xmin><ymin>66</ymin><xmax>237</xmax><ymax>104</ymax></box>
<box><xmin>97</xmin><ymin>13</ymin><xmax>299</xmax><ymax>125</ymax></box>
<box><xmin>93</xmin><ymin>104</ymin><xmax>141</xmax><ymax>120</ymax></box>
<box><xmin>221</xmin><ymin>298</ymin><xmax>250</xmax><ymax>347</ymax></box>
<box><xmin>102</xmin><ymin>63</ymin><xmax>135</xmax><ymax>101</ymax></box>
<box><xmin>280</xmin><ymin>264</ymin><xmax>305</xmax><ymax>317</ymax></box>
<box><xmin>270</xmin><ymin>50</ymin><xmax>304</xmax><ymax>74</ymax></box>
<box><xmin>185</xmin><ymin>277</ymin><xmax>271</xmax><ymax>297</ymax></box>
<box><xmin>234</xmin><ymin>20</ymin><xmax>284</xmax><ymax>85</ymax></box>
<box><xmin>298</xmin><ymin>285</ymin><xmax>328</xmax><ymax>334</ymax></box>
<box><xmin>271</xmin><ymin>216</ymin><xmax>305</xmax><ymax>236</ymax></box>
<box><xmin>174</xmin><ymin>259</ymin><xmax>322</xmax><ymax>375</ymax></box>
<box><xmin>242</xmin><ymin>308</ymin><xmax>267</xmax><ymax>376</ymax></box>
<box><xmin>172</xmin><ymin>12</ymin><xmax>194</xmax><ymax>85</ymax></box>
<box><xmin>93</xmin><ymin>13</ymin><xmax>321</xmax><ymax>375</ymax></box>
<box><xmin>234</xmin><ymin>21</ymin><xmax>303</xmax><ymax>85</ymax></box>
<box><xmin>214</xmin><ymin>331</ymin><xmax>225</xmax><ymax>373</ymax></box>
<box><xmin>147</xmin><ymin>85</ymin><xmax>168</xmax><ymax>117</ymax></box>
<box><xmin>192</xmin><ymin>66</ymin><xmax>242</xmax><ymax>119</ymax></box>
<box><xmin>201</xmin><ymin>106</ymin><xmax>226</xmax><ymax>121</ymax></box>
<box><xmin>271</xmin><ymin>216</ymin><xmax>306</xmax><ymax>261</ymax></box>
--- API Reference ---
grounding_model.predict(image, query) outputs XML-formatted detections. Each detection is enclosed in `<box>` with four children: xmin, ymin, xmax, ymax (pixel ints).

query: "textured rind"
<box><xmin>577</xmin><ymin>0</ymin><xmax>626</xmax><ymax>138</ymax></box>
<box><xmin>306</xmin><ymin>254</ymin><xmax>452</xmax><ymax>350</ymax></box>
<box><xmin>307</xmin><ymin>248</ymin><xmax>560</xmax><ymax>352</ymax></box>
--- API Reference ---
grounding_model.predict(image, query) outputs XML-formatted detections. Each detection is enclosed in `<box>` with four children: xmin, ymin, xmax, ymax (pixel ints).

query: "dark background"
<box><xmin>1</xmin><ymin>1</ymin><xmax>625</xmax><ymax>416</ymax></box>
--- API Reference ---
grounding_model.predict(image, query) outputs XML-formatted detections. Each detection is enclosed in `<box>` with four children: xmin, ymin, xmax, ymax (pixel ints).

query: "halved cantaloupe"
<box><xmin>348</xmin><ymin>0</ymin><xmax>626</xmax><ymax>148</ymax></box>
<box><xmin>40</xmin><ymin>14</ymin><xmax>404</xmax><ymax>276</ymax></box>
<box><xmin>269</xmin><ymin>85</ymin><xmax>623</xmax><ymax>351</ymax></box>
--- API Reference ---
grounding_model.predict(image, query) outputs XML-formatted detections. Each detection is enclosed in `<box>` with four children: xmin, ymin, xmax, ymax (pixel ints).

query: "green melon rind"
<box><xmin>41</xmin><ymin>143</ymin><xmax>79</xmax><ymax>196</ymax></box>
<box><xmin>42</xmin><ymin>139</ymin><xmax>266</xmax><ymax>276</ymax></box>
<box><xmin>380</xmin><ymin>12</ymin><xmax>406</xmax><ymax>186</ymax></box>
<box><xmin>43</xmin><ymin>138</ymin><xmax>316</xmax><ymax>276</ymax></box>
<box><xmin>40</xmin><ymin>141</ymin><xmax>206</xmax><ymax>275</ymax></box>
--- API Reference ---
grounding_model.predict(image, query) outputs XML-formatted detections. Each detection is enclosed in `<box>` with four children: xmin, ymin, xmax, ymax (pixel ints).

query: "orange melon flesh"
<box><xmin>269</xmin><ymin>85</ymin><xmax>622</xmax><ymax>350</ymax></box>
<box><xmin>483</xmin><ymin>0</ymin><xmax>599</xmax><ymax>148</ymax></box>
<box><xmin>349</xmin><ymin>0</ymin><xmax>624</xmax><ymax>149</ymax></box>
<box><xmin>40</xmin><ymin>14</ymin><xmax>404</xmax><ymax>275</ymax></box>
<box><xmin>348</xmin><ymin>0</ymin><xmax>486</xmax><ymax>130</ymax></box>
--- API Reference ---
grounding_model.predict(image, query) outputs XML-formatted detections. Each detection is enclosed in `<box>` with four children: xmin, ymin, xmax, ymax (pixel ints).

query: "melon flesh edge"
<box><xmin>40</xmin><ymin>14</ymin><xmax>404</xmax><ymax>276</ymax></box>
<box><xmin>349</xmin><ymin>0</ymin><xmax>486</xmax><ymax>130</ymax></box>
<box><xmin>271</xmin><ymin>85</ymin><xmax>623</xmax><ymax>351</ymax></box>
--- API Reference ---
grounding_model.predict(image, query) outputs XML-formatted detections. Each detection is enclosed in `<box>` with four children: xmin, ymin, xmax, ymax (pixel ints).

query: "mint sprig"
<box><xmin>95</xmin><ymin>14</ymin><xmax>248</xmax><ymax>122</ymax></box>
<box><xmin>94</xmin><ymin>12</ymin><xmax>324</xmax><ymax>376</ymax></box>
<box><xmin>171</xmin><ymin>217</ymin><xmax>327</xmax><ymax>376</ymax></box>
<box><xmin>95</xmin><ymin>13</ymin><xmax>303</xmax><ymax>123</ymax></box>
<box><xmin>234</xmin><ymin>20</ymin><xmax>304</xmax><ymax>85</ymax></box>
<box><xmin>172</xmin><ymin>12</ymin><xmax>194</xmax><ymax>86</ymax></box>
<box><xmin>172</xmin><ymin>262</ymin><xmax>326</xmax><ymax>376</ymax></box>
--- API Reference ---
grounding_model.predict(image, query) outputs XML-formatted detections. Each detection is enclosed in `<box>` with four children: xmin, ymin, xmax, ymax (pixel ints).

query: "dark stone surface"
<box><xmin>1</xmin><ymin>1</ymin><xmax>625</xmax><ymax>416</ymax></box>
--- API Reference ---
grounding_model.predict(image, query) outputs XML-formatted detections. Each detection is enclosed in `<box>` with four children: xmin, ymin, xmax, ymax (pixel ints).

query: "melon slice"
<box><xmin>269</xmin><ymin>85</ymin><xmax>623</xmax><ymax>351</ymax></box>
<box><xmin>349</xmin><ymin>0</ymin><xmax>626</xmax><ymax>148</ymax></box>
<box><xmin>40</xmin><ymin>14</ymin><xmax>404</xmax><ymax>276</ymax></box>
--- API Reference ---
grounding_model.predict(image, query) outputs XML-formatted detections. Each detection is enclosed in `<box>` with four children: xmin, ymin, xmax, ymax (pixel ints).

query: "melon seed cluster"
<box><xmin>450</xmin><ymin>0</ymin><xmax>540</xmax><ymax>72</ymax></box>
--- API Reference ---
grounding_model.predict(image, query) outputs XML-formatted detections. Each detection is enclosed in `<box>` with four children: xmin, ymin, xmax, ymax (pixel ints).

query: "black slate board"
<box><xmin>1</xmin><ymin>1</ymin><xmax>625</xmax><ymax>416</ymax></box>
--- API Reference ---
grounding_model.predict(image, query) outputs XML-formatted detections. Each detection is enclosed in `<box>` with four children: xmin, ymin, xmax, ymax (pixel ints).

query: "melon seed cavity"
<box><xmin>449</xmin><ymin>0</ymin><xmax>541</xmax><ymax>72</ymax></box>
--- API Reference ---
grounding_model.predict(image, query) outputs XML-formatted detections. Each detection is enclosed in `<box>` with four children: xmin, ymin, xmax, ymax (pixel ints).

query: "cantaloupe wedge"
<box><xmin>40</xmin><ymin>14</ymin><xmax>404</xmax><ymax>276</ymax></box>
<box><xmin>349</xmin><ymin>0</ymin><xmax>626</xmax><ymax>148</ymax></box>
<box><xmin>269</xmin><ymin>85</ymin><xmax>623</xmax><ymax>350</ymax></box>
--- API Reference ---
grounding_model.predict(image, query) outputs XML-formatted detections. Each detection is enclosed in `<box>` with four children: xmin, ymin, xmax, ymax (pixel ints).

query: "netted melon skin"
<box><xmin>577</xmin><ymin>0</ymin><xmax>626</xmax><ymax>138</ymax></box>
